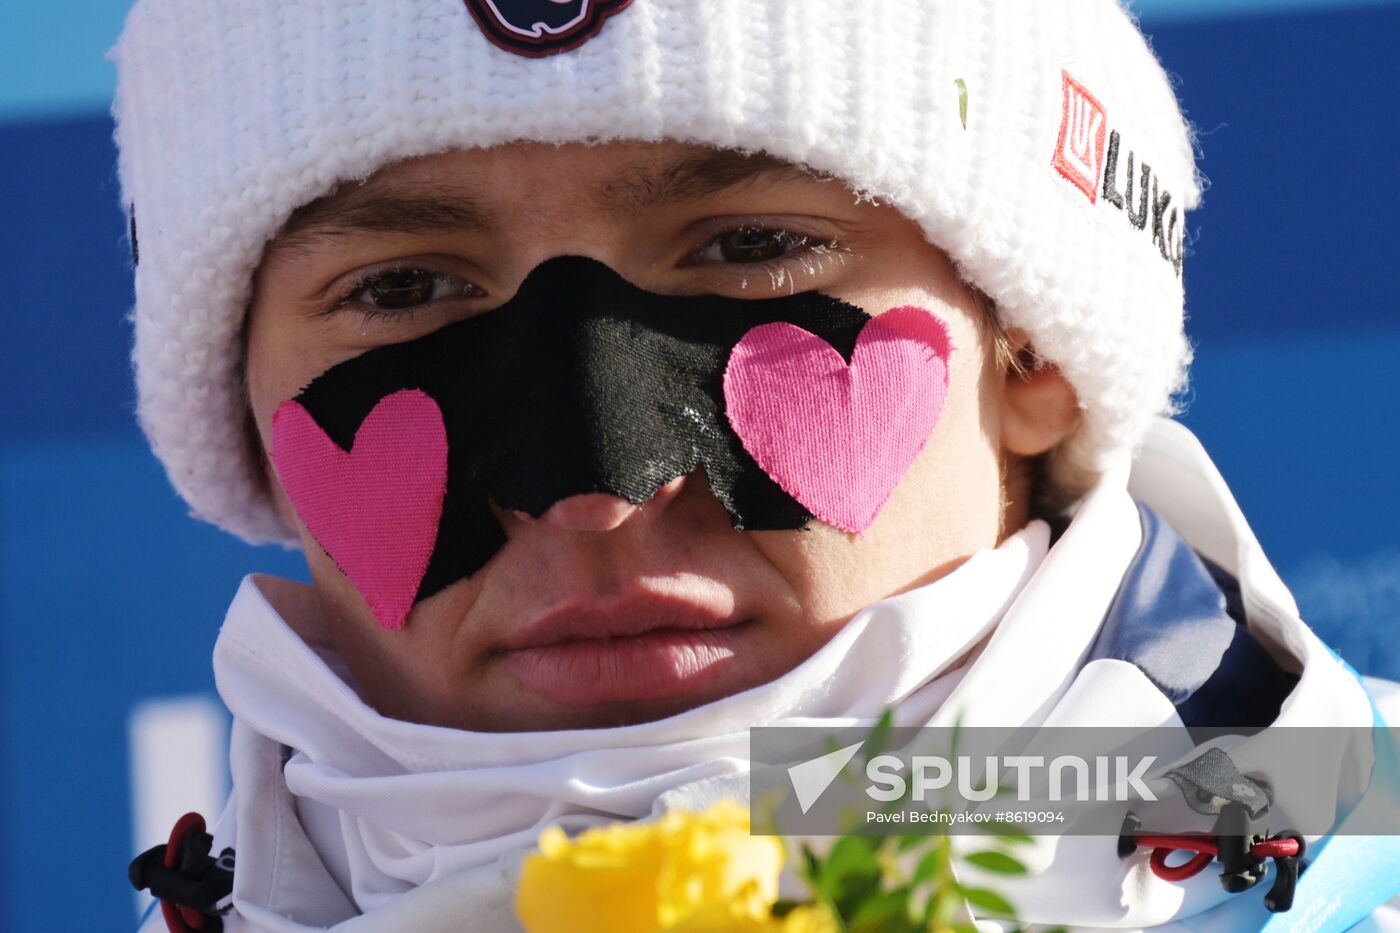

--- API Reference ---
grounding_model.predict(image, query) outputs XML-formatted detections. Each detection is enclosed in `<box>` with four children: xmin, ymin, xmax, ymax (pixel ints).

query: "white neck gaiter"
<box><xmin>213</xmin><ymin>520</ymin><xmax>1050</xmax><ymax>918</ymax></box>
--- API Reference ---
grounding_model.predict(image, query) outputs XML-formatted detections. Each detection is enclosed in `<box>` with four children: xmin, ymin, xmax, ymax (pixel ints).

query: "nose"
<box><xmin>512</xmin><ymin>475</ymin><xmax>687</xmax><ymax>532</ymax></box>
<box><xmin>538</xmin><ymin>493</ymin><xmax>640</xmax><ymax>531</ymax></box>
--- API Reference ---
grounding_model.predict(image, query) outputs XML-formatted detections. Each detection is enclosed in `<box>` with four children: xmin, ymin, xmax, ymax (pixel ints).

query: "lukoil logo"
<box><xmin>789</xmin><ymin>747</ymin><xmax>1159</xmax><ymax>813</ymax></box>
<box><xmin>1052</xmin><ymin>71</ymin><xmax>1107</xmax><ymax>204</ymax></box>
<box><xmin>1051</xmin><ymin>69</ymin><xmax>1187</xmax><ymax>277</ymax></box>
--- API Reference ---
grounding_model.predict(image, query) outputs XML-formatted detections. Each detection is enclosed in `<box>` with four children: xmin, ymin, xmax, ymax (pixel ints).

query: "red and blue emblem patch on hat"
<box><xmin>465</xmin><ymin>0</ymin><xmax>633</xmax><ymax>57</ymax></box>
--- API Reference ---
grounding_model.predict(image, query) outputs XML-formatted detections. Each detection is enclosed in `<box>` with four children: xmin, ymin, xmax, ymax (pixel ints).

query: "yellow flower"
<box><xmin>516</xmin><ymin>800</ymin><xmax>787</xmax><ymax>933</ymax></box>
<box><xmin>779</xmin><ymin>905</ymin><xmax>840</xmax><ymax>933</ymax></box>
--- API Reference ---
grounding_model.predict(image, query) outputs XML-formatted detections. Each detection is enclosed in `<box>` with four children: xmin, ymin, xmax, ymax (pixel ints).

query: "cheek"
<box><xmin>244</xmin><ymin>297</ymin><xmax>364</xmax><ymax>446</ymax></box>
<box><xmin>296</xmin><ymin>549</ymin><xmax>459</xmax><ymax>719</ymax></box>
<box><xmin>723</xmin><ymin>304</ymin><xmax>952</xmax><ymax>536</ymax></box>
<box><xmin>245</xmin><ymin>311</ymin><xmax>298</xmax><ymax>449</ymax></box>
<box><xmin>878</xmin><ymin>306</ymin><xmax>1004</xmax><ymax>525</ymax></box>
<box><xmin>244</xmin><ymin>304</ymin><xmax>351</xmax><ymax>537</ymax></box>
<box><xmin>745</xmin><ymin>307</ymin><xmax>1002</xmax><ymax>624</ymax></box>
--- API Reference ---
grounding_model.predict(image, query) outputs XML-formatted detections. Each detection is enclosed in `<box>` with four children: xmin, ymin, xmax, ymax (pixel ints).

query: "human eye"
<box><xmin>676</xmin><ymin>218</ymin><xmax>853</xmax><ymax>296</ymax></box>
<box><xmin>332</xmin><ymin>266</ymin><xmax>485</xmax><ymax>320</ymax></box>
<box><xmin>689</xmin><ymin>226</ymin><xmax>822</xmax><ymax>265</ymax></box>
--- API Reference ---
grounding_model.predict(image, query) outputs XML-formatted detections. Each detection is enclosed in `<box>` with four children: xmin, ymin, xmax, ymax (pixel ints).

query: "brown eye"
<box><xmin>365</xmin><ymin>269</ymin><xmax>436</xmax><ymax>308</ymax></box>
<box><xmin>706</xmin><ymin>228</ymin><xmax>812</xmax><ymax>264</ymax></box>
<box><xmin>346</xmin><ymin>268</ymin><xmax>483</xmax><ymax>313</ymax></box>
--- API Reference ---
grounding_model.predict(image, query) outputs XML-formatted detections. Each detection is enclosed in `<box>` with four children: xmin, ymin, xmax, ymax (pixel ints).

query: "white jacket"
<box><xmin>139</xmin><ymin>420</ymin><xmax>1400</xmax><ymax>932</ymax></box>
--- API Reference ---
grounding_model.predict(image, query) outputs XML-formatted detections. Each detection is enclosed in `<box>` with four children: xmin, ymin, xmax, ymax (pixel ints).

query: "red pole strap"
<box><xmin>1149</xmin><ymin>846</ymin><xmax>1217</xmax><ymax>882</ymax></box>
<box><xmin>161</xmin><ymin>812</ymin><xmax>209</xmax><ymax>933</ymax></box>
<box><xmin>1132</xmin><ymin>832</ymin><xmax>1302</xmax><ymax>882</ymax></box>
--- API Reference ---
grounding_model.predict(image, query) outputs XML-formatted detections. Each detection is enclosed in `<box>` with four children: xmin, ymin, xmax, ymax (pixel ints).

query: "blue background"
<box><xmin>2</xmin><ymin>1</ymin><xmax>1398</xmax><ymax>928</ymax></box>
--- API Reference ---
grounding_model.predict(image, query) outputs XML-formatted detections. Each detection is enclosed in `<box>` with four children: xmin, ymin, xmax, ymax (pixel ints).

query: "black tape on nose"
<box><xmin>293</xmin><ymin>256</ymin><xmax>871</xmax><ymax>602</ymax></box>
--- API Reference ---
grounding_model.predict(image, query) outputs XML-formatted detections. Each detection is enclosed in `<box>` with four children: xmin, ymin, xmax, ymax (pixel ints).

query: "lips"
<box><xmin>498</xmin><ymin>593</ymin><xmax>748</xmax><ymax>707</ymax></box>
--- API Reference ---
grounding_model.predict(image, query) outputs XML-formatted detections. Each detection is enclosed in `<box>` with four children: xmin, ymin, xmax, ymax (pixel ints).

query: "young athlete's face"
<box><xmin>245</xmin><ymin>141</ymin><xmax>1078</xmax><ymax>731</ymax></box>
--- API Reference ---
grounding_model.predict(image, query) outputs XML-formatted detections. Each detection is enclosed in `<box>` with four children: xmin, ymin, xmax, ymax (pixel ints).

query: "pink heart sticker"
<box><xmin>722</xmin><ymin>306</ymin><xmax>953</xmax><ymax>534</ymax></box>
<box><xmin>271</xmin><ymin>389</ymin><xmax>448</xmax><ymax>630</ymax></box>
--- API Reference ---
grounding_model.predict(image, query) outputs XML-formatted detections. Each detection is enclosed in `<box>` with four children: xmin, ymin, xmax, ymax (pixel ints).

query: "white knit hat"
<box><xmin>113</xmin><ymin>0</ymin><xmax>1200</xmax><ymax>544</ymax></box>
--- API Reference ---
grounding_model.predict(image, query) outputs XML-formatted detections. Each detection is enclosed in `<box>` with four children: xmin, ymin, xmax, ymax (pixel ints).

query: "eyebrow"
<box><xmin>268</xmin><ymin>147</ymin><xmax>824</xmax><ymax>255</ymax></box>
<box><xmin>592</xmin><ymin>148</ymin><xmax>825</xmax><ymax>213</ymax></box>
<box><xmin>271</xmin><ymin>184</ymin><xmax>495</xmax><ymax>255</ymax></box>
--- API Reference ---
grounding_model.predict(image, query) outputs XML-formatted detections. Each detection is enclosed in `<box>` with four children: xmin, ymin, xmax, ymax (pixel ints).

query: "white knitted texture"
<box><xmin>113</xmin><ymin>0</ymin><xmax>1200</xmax><ymax>544</ymax></box>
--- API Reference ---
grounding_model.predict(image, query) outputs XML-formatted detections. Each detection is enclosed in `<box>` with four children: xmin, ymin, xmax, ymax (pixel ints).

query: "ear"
<box><xmin>999</xmin><ymin>329</ymin><xmax>1081</xmax><ymax>457</ymax></box>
